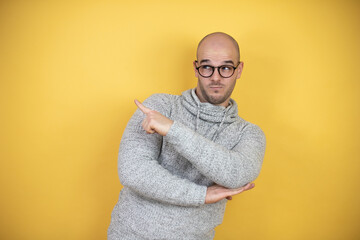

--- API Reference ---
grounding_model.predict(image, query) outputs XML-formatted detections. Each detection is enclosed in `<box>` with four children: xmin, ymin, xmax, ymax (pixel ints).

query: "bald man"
<box><xmin>108</xmin><ymin>32</ymin><xmax>266</xmax><ymax>240</ymax></box>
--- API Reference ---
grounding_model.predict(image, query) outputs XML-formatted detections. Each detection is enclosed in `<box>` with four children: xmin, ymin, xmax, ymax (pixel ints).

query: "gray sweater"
<box><xmin>108</xmin><ymin>88</ymin><xmax>266</xmax><ymax>240</ymax></box>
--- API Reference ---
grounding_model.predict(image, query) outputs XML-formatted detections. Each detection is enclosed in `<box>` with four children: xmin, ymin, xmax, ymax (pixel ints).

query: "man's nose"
<box><xmin>211</xmin><ymin>68</ymin><xmax>221</xmax><ymax>81</ymax></box>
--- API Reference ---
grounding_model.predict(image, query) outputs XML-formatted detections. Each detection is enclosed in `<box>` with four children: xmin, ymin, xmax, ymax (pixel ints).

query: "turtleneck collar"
<box><xmin>181</xmin><ymin>88</ymin><xmax>239</xmax><ymax>124</ymax></box>
<box><xmin>181</xmin><ymin>88</ymin><xmax>240</xmax><ymax>141</ymax></box>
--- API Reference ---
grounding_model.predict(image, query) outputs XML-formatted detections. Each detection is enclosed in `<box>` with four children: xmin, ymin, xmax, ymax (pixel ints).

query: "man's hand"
<box><xmin>135</xmin><ymin>99</ymin><xmax>174</xmax><ymax>136</ymax></box>
<box><xmin>205</xmin><ymin>183</ymin><xmax>255</xmax><ymax>204</ymax></box>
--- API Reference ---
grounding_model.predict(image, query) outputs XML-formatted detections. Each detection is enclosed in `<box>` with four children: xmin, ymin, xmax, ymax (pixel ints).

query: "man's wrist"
<box><xmin>164</xmin><ymin>120</ymin><xmax>178</xmax><ymax>138</ymax></box>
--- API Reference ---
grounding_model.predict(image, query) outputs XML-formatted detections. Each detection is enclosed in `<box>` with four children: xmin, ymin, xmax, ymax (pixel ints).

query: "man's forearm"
<box><xmin>165</xmin><ymin>121</ymin><xmax>266</xmax><ymax>189</ymax></box>
<box><xmin>119</xmin><ymin>147</ymin><xmax>207</xmax><ymax>207</ymax></box>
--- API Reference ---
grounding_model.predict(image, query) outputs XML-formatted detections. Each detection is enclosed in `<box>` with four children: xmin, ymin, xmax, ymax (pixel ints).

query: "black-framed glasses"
<box><xmin>195</xmin><ymin>60</ymin><xmax>240</xmax><ymax>78</ymax></box>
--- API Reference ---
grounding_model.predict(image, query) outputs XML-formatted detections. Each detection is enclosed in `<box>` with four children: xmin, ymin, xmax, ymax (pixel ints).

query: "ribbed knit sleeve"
<box><xmin>118</xmin><ymin>94</ymin><xmax>207</xmax><ymax>206</ymax></box>
<box><xmin>165</xmin><ymin>120</ymin><xmax>266</xmax><ymax>189</ymax></box>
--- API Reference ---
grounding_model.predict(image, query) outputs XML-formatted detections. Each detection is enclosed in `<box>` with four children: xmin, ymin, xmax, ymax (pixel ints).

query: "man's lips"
<box><xmin>209</xmin><ymin>85</ymin><xmax>223</xmax><ymax>89</ymax></box>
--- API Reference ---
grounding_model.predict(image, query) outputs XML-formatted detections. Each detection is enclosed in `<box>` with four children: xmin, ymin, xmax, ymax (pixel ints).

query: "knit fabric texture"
<box><xmin>107</xmin><ymin>88</ymin><xmax>266</xmax><ymax>240</ymax></box>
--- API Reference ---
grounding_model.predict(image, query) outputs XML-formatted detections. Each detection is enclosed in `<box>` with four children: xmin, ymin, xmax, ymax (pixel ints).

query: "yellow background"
<box><xmin>1</xmin><ymin>0</ymin><xmax>359</xmax><ymax>239</ymax></box>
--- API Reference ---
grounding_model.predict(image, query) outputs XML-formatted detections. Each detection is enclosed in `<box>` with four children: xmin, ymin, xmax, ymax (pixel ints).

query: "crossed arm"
<box><xmin>131</xmin><ymin>99</ymin><xmax>264</xmax><ymax>204</ymax></box>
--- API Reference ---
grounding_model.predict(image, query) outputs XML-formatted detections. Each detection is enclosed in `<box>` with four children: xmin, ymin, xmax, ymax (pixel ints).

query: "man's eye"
<box><xmin>221</xmin><ymin>66</ymin><xmax>232</xmax><ymax>71</ymax></box>
<box><xmin>201</xmin><ymin>65</ymin><xmax>212</xmax><ymax>70</ymax></box>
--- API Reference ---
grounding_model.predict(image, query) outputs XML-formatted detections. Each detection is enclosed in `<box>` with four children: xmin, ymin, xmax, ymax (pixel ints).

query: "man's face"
<box><xmin>194</xmin><ymin>37</ymin><xmax>243</xmax><ymax>107</ymax></box>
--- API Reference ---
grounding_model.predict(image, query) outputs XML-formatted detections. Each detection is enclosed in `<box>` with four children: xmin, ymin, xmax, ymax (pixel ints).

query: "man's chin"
<box><xmin>207</xmin><ymin>96</ymin><xmax>226</xmax><ymax>105</ymax></box>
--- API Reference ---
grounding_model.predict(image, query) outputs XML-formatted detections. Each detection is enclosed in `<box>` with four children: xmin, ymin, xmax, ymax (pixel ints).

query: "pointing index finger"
<box><xmin>134</xmin><ymin>99</ymin><xmax>151</xmax><ymax>114</ymax></box>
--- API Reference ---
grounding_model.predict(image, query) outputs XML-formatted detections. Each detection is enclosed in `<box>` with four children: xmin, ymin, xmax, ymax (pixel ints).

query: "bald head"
<box><xmin>196</xmin><ymin>32</ymin><xmax>240</xmax><ymax>63</ymax></box>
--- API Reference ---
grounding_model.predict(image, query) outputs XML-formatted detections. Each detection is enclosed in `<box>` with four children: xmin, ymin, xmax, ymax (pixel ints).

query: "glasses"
<box><xmin>195</xmin><ymin>61</ymin><xmax>240</xmax><ymax>78</ymax></box>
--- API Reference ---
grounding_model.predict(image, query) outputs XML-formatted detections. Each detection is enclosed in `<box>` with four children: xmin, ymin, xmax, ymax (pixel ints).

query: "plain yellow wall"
<box><xmin>1</xmin><ymin>0</ymin><xmax>359</xmax><ymax>239</ymax></box>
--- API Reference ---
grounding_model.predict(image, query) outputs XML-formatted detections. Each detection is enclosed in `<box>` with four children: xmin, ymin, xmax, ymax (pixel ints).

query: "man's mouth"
<box><xmin>209</xmin><ymin>85</ymin><xmax>223</xmax><ymax>89</ymax></box>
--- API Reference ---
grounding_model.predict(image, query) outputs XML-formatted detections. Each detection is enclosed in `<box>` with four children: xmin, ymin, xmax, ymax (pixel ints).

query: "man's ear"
<box><xmin>236</xmin><ymin>61</ymin><xmax>244</xmax><ymax>79</ymax></box>
<box><xmin>193</xmin><ymin>61</ymin><xmax>199</xmax><ymax>78</ymax></box>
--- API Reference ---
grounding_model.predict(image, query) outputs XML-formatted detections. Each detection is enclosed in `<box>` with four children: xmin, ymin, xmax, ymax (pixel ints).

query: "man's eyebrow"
<box><xmin>199</xmin><ymin>59</ymin><xmax>210</xmax><ymax>64</ymax></box>
<box><xmin>199</xmin><ymin>59</ymin><xmax>235</xmax><ymax>65</ymax></box>
<box><xmin>223</xmin><ymin>60</ymin><xmax>235</xmax><ymax>65</ymax></box>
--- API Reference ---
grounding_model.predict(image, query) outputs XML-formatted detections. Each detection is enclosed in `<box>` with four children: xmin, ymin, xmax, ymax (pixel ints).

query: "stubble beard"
<box><xmin>198</xmin><ymin>79</ymin><xmax>236</xmax><ymax>105</ymax></box>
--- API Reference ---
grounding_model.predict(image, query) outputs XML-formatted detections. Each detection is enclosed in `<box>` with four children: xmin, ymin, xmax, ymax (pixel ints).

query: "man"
<box><xmin>108</xmin><ymin>32</ymin><xmax>266</xmax><ymax>240</ymax></box>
